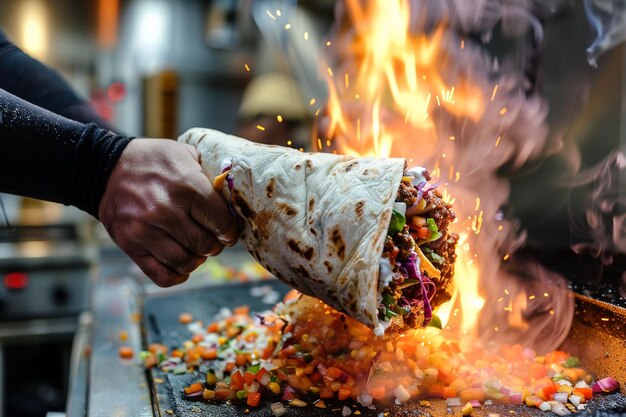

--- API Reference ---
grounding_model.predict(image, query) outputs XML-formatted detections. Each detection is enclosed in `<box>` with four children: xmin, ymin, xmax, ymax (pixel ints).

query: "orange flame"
<box><xmin>323</xmin><ymin>0</ymin><xmax>487</xmax><ymax>338</ymax></box>
<box><xmin>324</xmin><ymin>0</ymin><xmax>484</xmax><ymax>159</ymax></box>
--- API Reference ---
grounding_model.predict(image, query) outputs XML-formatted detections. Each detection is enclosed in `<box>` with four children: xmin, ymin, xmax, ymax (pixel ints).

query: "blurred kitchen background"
<box><xmin>0</xmin><ymin>0</ymin><xmax>624</xmax><ymax>416</ymax></box>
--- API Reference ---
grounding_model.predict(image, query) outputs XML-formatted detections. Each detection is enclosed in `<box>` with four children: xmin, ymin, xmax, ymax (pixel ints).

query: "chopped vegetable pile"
<box><xmin>140</xmin><ymin>292</ymin><xmax>620</xmax><ymax>415</ymax></box>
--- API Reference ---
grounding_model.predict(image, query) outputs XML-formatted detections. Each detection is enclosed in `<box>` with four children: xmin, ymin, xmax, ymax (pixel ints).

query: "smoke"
<box><xmin>584</xmin><ymin>0</ymin><xmax>626</xmax><ymax>67</ymax></box>
<box><xmin>323</xmin><ymin>0</ymin><xmax>576</xmax><ymax>352</ymax></box>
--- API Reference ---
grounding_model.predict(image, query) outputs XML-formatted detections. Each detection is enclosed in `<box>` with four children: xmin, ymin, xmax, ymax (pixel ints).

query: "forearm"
<box><xmin>0</xmin><ymin>30</ymin><xmax>113</xmax><ymax>129</ymax></box>
<box><xmin>0</xmin><ymin>89</ymin><xmax>132</xmax><ymax>217</ymax></box>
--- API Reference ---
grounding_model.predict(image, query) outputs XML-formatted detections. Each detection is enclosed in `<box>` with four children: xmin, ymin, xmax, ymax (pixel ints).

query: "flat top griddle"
<box><xmin>142</xmin><ymin>280</ymin><xmax>626</xmax><ymax>417</ymax></box>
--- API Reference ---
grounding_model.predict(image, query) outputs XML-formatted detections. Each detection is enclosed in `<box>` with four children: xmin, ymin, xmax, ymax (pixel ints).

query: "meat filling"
<box><xmin>379</xmin><ymin>169</ymin><xmax>457</xmax><ymax>328</ymax></box>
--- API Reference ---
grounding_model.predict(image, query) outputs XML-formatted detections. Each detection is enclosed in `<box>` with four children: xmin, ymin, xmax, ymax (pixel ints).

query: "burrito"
<box><xmin>179</xmin><ymin>128</ymin><xmax>457</xmax><ymax>337</ymax></box>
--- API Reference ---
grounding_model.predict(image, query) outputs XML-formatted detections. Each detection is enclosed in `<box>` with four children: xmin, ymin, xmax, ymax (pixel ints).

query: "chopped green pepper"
<box><xmin>388</xmin><ymin>209</ymin><xmax>406</xmax><ymax>235</ymax></box>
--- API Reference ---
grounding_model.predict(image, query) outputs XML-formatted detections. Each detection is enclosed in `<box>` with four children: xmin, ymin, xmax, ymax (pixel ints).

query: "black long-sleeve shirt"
<box><xmin>0</xmin><ymin>30</ymin><xmax>132</xmax><ymax>218</ymax></box>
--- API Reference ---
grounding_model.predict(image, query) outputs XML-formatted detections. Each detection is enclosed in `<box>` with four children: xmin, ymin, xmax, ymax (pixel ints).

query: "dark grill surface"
<box><xmin>143</xmin><ymin>280</ymin><xmax>626</xmax><ymax>417</ymax></box>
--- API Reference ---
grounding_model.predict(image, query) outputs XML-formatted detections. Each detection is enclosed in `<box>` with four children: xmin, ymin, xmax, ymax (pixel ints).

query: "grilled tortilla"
<box><xmin>179</xmin><ymin>128</ymin><xmax>455</xmax><ymax>336</ymax></box>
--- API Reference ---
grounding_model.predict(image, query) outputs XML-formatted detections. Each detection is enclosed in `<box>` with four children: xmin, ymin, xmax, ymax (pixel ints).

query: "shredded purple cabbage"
<box><xmin>401</xmin><ymin>254</ymin><xmax>434</xmax><ymax>326</ymax></box>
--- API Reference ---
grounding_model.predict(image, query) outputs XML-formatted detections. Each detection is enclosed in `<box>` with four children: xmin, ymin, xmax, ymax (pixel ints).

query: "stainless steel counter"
<box><xmin>66</xmin><ymin>247</ymin><xmax>152</xmax><ymax>417</ymax></box>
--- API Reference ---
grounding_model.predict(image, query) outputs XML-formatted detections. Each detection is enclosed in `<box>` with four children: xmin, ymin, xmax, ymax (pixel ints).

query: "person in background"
<box><xmin>0</xmin><ymin>29</ymin><xmax>239</xmax><ymax>287</ymax></box>
<box><xmin>236</xmin><ymin>72</ymin><xmax>312</xmax><ymax>151</ymax></box>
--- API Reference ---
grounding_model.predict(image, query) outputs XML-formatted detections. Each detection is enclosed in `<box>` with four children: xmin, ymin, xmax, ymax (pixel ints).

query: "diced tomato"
<box><xmin>255</xmin><ymin>367</ymin><xmax>267</xmax><ymax>382</ymax></box>
<box><xmin>119</xmin><ymin>346</ymin><xmax>134</xmax><ymax>359</ymax></box>
<box><xmin>573</xmin><ymin>387</ymin><xmax>592</xmax><ymax>400</ymax></box>
<box><xmin>338</xmin><ymin>387</ymin><xmax>351</xmax><ymax>400</ymax></box>
<box><xmin>236</xmin><ymin>354</ymin><xmax>248</xmax><ymax>366</ymax></box>
<box><xmin>206</xmin><ymin>322</ymin><xmax>219</xmax><ymax>333</ymax></box>
<box><xmin>234</xmin><ymin>305</ymin><xmax>250</xmax><ymax>316</ymax></box>
<box><xmin>224</xmin><ymin>362</ymin><xmax>235</xmax><ymax>373</ymax></box>
<box><xmin>215</xmin><ymin>388</ymin><xmax>235</xmax><ymax>400</ymax></box>
<box><xmin>179</xmin><ymin>313</ymin><xmax>193</xmax><ymax>324</ymax></box>
<box><xmin>442</xmin><ymin>386</ymin><xmax>457</xmax><ymax>398</ymax></box>
<box><xmin>243</xmin><ymin>371</ymin><xmax>256</xmax><ymax>385</ymax></box>
<box><xmin>417</xmin><ymin>226</ymin><xmax>429</xmax><ymax>239</ymax></box>
<box><xmin>184</xmin><ymin>383</ymin><xmax>204</xmax><ymax>395</ymax></box>
<box><xmin>201</xmin><ymin>349</ymin><xmax>218</xmax><ymax>360</ymax></box>
<box><xmin>544</xmin><ymin>351</ymin><xmax>568</xmax><ymax>365</ymax></box>
<box><xmin>246</xmin><ymin>391</ymin><xmax>261</xmax><ymax>407</ymax></box>
<box><xmin>325</xmin><ymin>367</ymin><xmax>343</xmax><ymax>381</ymax></box>
<box><xmin>231</xmin><ymin>371</ymin><xmax>244</xmax><ymax>390</ymax></box>
<box><xmin>319</xmin><ymin>387</ymin><xmax>334</xmax><ymax>399</ymax></box>
<box><xmin>191</xmin><ymin>334</ymin><xmax>204</xmax><ymax>344</ymax></box>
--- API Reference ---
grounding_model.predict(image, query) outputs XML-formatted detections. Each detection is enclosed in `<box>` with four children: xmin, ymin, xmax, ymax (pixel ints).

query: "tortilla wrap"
<box><xmin>179</xmin><ymin>128</ymin><xmax>409</xmax><ymax>332</ymax></box>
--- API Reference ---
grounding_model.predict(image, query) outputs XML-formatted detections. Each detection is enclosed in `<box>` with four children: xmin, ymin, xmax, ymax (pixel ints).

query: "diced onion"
<box><xmin>357</xmin><ymin>394</ymin><xmax>373</xmax><ymax>407</ymax></box>
<box><xmin>553</xmin><ymin>392</ymin><xmax>568</xmax><ymax>403</ymax></box>
<box><xmin>592</xmin><ymin>377</ymin><xmax>619</xmax><ymax>393</ymax></box>
<box><xmin>539</xmin><ymin>402</ymin><xmax>551</xmax><ymax>411</ymax></box>
<box><xmin>393</xmin><ymin>202</ymin><xmax>407</xmax><ymax>216</ymax></box>
<box><xmin>342</xmin><ymin>405</ymin><xmax>352</xmax><ymax>416</ymax></box>
<box><xmin>270</xmin><ymin>402</ymin><xmax>285</xmax><ymax>417</ymax></box>
<box><xmin>568</xmin><ymin>395</ymin><xmax>581</xmax><ymax>407</ymax></box>
<box><xmin>446</xmin><ymin>397</ymin><xmax>462</xmax><ymax>407</ymax></box>
<box><xmin>393</xmin><ymin>385</ymin><xmax>411</xmax><ymax>403</ymax></box>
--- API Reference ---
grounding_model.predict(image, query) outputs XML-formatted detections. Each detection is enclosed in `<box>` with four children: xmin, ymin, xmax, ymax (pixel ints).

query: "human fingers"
<box><xmin>183</xmin><ymin>146</ymin><xmax>239</xmax><ymax>246</ymax></box>
<box><xmin>165</xmin><ymin>215</ymin><xmax>225</xmax><ymax>257</ymax></box>
<box><xmin>144</xmin><ymin>235</ymin><xmax>208</xmax><ymax>276</ymax></box>
<box><xmin>131</xmin><ymin>254</ymin><xmax>190</xmax><ymax>287</ymax></box>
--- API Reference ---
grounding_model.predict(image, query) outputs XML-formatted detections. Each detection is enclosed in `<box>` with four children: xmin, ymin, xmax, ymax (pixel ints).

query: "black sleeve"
<box><xmin>0</xmin><ymin>29</ymin><xmax>114</xmax><ymax>130</ymax></box>
<box><xmin>0</xmin><ymin>89</ymin><xmax>132</xmax><ymax>218</ymax></box>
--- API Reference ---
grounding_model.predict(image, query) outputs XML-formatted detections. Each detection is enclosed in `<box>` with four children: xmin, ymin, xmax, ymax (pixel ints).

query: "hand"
<box><xmin>98</xmin><ymin>138</ymin><xmax>239</xmax><ymax>287</ymax></box>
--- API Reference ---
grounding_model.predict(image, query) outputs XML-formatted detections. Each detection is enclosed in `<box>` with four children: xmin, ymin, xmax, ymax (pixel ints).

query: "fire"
<box><xmin>322</xmin><ymin>0</ymin><xmax>488</xmax><ymax>339</ymax></box>
<box><xmin>323</xmin><ymin>0</ymin><xmax>484</xmax><ymax>160</ymax></box>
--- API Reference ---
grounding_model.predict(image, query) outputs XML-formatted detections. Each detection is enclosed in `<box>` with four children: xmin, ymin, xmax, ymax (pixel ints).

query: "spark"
<box><xmin>497</xmin><ymin>225</ymin><xmax>503</xmax><ymax>231</ymax></box>
<box><xmin>529</xmin><ymin>295</ymin><xmax>536</xmax><ymax>300</ymax></box>
<box><xmin>356</xmin><ymin>119</ymin><xmax>361</xmax><ymax>141</ymax></box>
<box><xmin>315</xmin><ymin>108</ymin><xmax>321</xmax><ymax>117</ymax></box>
<box><xmin>304</xmin><ymin>31</ymin><xmax>309</xmax><ymax>40</ymax></box>
<box><xmin>287</xmin><ymin>140</ymin><xmax>292</xmax><ymax>146</ymax></box>
<box><xmin>435</xmin><ymin>95</ymin><xmax>441</xmax><ymax>106</ymax></box>
<box><xmin>299</xmin><ymin>148</ymin><xmax>304</xmax><ymax>152</ymax></box>
<box><xmin>449</xmin><ymin>135</ymin><xmax>455</xmax><ymax>141</ymax></box>
<box><xmin>309</xmin><ymin>98</ymin><xmax>316</xmax><ymax>106</ymax></box>
<box><xmin>494</xmin><ymin>326</ymin><xmax>499</xmax><ymax>332</ymax></box>
<box><xmin>276</xmin><ymin>115</ymin><xmax>283</xmax><ymax>123</ymax></box>
<box><xmin>497</xmin><ymin>297</ymin><xmax>504</xmax><ymax>303</ymax></box>
<box><xmin>284</xmin><ymin>23</ymin><xmax>291</xmax><ymax>30</ymax></box>
<box><xmin>461</xmin><ymin>39</ymin><xmax>465</xmax><ymax>50</ymax></box>
<box><xmin>544</xmin><ymin>292</ymin><xmax>549</xmax><ymax>297</ymax></box>
<box><xmin>503</xmin><ymin>254</ymin><xmax>510</xmax><ymax>261</ymax></box>
<box><xmin>244</xmin><ymin>64</ymin><xmax>250</xmax><ymax>72</ymax></box>
<box><xmin>455</xmin><ymin>171</ymin><xmax>461</xmax><ymax>182</ymax></box>
<box><xmin>495</xmin><ymin>135</ymin><xmax>501</xmax><ymax>147</ymax></box>
<box><xmin>344</xmin><ymin>73</ymin><xmax>349</xmax><ymax>88</ymax></box>
<box><xmin>504</xmin><ymin>305</ymin><xmax>512</xmax><ymax>312</ymax></box>
<box><xmin>326</xmin><ymin>140</ymin><xmax>331</xmax><ymax>147</ymax></box>
<box><xmin>266</xmin><ymin>10</ymin><xmax>276</xmax><ymax>20</ymax></box>
<box><xmin>355</xmin><ymin>93</ymin><xmax>360</xmax><ymax>99</ymax></box>
<box><xmin>499</xmin><ymin>107</ymin><xmax>507</xmax><ymax>115</ymax></box>
<box><xmin>475</xmin><ymin>197</ymin><xmax>481</xmax><ymax>211</ymax></box>
<box><xmin>504</xmin><ymin>289</ymin><xmax>510</xmax><ymax>295</ymax></box>
<box><xmin>549</xmin><ymin>309</ymin><xmax>555</xmax><ymax>315</ymax></box>
<box><xmin>256</xmin><ymin>125</ymin><xmax>265</xmax><ymax>131</ymax></box>
<box><xmin>600</xmin><ymin>317</ymin><xmax>610</xmax><ymax>322</ymax></box>
<box><xmin>327</xmin><ymin>67</ymin><xmax>334</xmax><ymax>77</ymax></box>
<box><xmin>491</xmin><ymin>84</ymin><xmax>499</xmax><ymax>101</ymax></box>
<box><xmin>275</xmin><ymin>9</ymin><xmax>282</xmax><ymax>17</ymax></box>
<box><xmin>326</xmin><ymin>41</ymin><xmax>331</xmax><ymax>46</ymax></box>
<box><xmin>317</xmin><ymin>138</ymin><xmax>322</xmax><ymax>150</ymax></box>
<box><xmin>448</xmin><ymin>164</ymin><xmax>454</xmax><ymax>180</ymax></box>
<box><xmin>442</xmin><ymin>153</ymin><xmax>447</xmax><ymax>158</ymax></box>
<box><xmin>424</xmin><ymin>93</ymin><xmax>432</xmax><ymax>112</ymax></box>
